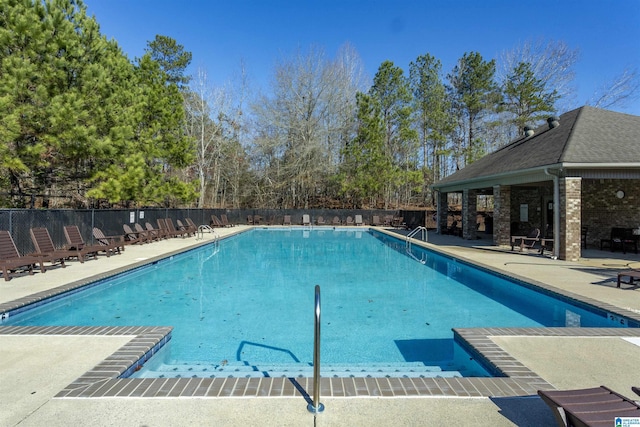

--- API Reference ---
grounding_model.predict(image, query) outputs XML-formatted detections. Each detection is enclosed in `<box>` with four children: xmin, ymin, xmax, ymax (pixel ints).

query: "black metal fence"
<box><xmin>0</xmin><ymin>208</ymin><xmax>433</xmax><ymax>255</ymax></box>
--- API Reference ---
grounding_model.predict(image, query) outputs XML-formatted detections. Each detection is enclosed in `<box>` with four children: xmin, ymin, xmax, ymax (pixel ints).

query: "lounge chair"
<box><xmin>185</xmin><ymin>218</ymin><xmax>200</xmax><ymax>234</ymax></box>
<box><xmin>332</xmin><ymin>216</ymin><xmax>341</xmax><ymax>226</ymax></box>
<box><xmin>93</xmin><ymin>227</ymin><xmax>125</xmax><ymax>254</ymax></box>
<box><xmin>30</xmin><ymin>227</ymin><xmax>86</xmax><ymax>264</ymax></box>
<box><xmin>176</xmin><ymin>219</ymin><xmax>196</xmax><ymax>237</ymax></box>
<box><xmin>511</xmin><ymin>228</ymin><xmax>541</xmax><ymax>251</ymax></box>
<box><xmin>210</xmin><ymin>215</ymin><xmax>224</xmax><ymax>228</ymax></box>
<box><xmin>355</xmin><ymin>215</ymin><xmax>363</xmax><ymax>226</ymax></box>
<box><xmin>122</xmin><ymin>224</ymin><xmax>147</xmax><ymax>244</ymax></box>
<box><xmin>371</xmin><ymin>215</ymin><xmax>381</xmax><ymax>226</ymax></box>
<box><xmin>63</xmin><ymin>225</ymin><xmax>107</xmax><ymax>258</ymax></box>
<box><xmin>283</xmin><ymin>215</ymin><xmax>292</xmax><ymax>226</ymax></box>
<box><xmin>134</xmin><ymin>223</ymin><xmax>157</xmax><ymax>242</ymax></box>
<box><xmin>345</xmin><ymin>216</ymin><xmax>354</xmax><ymax>226</ymax></box>
<box><xmin>220</xmin><ymin>214</ymin><xmax>233</xmax><ymax>227</ymax></box>
<box><xmin>0</xmin><ymin>230</ymin><xmax>45</xmax><ymax>281</ymax></box>
<box><xmin>538</xmin><ymin>386</ymin><xmax>640</xmax><ymax>427</ymax></box>
<box><xmin>617</xmin><ymin>269</ymin><xmax>640</xmax><ymax>288</ymax></box>
<box><xmin>166</xmin><ymin>218</ymin><xmax>189</xmax><ymax>238</ymax></box>
<box><xmin>316</xmin><ymin>216</ymin><xmax>326</xmax><ymax>225</ymax></box>
<box><xmin>145</xmin><ymin>222</ymin><xmax>165</xmax><ymax>240</ymax></box>
<box><xmin>302</xmin><ymin>214</ymin><xmax>310</xmax><ymax>226</ymax></box>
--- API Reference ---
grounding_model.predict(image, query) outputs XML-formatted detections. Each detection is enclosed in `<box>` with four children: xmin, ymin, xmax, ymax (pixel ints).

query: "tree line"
<box><xmin>1</xmin><ymin>0</ymin><xmax>637</xmax><ymax>209</ymax></box>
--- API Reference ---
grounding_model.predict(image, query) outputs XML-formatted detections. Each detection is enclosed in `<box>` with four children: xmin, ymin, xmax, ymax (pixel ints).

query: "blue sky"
<box><xmin>84</xmin><ymin>0</ymin><xmax>640</xmax><ymax>115</ymax></box>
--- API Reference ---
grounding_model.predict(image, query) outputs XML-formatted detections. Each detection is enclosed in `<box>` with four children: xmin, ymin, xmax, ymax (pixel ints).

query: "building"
<box><xmin>431</xmin><ymin>106</ymin><xmax>640</xmax><ymax>261</ymax></box>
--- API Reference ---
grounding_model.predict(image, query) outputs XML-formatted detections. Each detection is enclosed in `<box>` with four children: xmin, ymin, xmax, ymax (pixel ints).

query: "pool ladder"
<box><xmin>406</xmin><ymin>227</ymin><xmax>427</xmax><ymax>264</ymax></box>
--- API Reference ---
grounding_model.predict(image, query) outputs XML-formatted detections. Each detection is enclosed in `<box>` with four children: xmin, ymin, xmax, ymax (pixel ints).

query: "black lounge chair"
<box><xmin>0</xmin><ymin>230</ymin><xmax>45</xmax><ymax>281</ymax></box>
<box><xmin>538</xmin><ymin>385</ymin><xmax>640</xmax><ymax>427</ymax></box>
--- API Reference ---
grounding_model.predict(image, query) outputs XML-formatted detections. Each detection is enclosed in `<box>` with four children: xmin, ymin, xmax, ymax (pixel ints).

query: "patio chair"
<box><xmin>538</xmin><ymin>386</ymin><xmax>640</xmax><ymax>427</ymax></box>
<box><xmin>371</xmin><ymin>215</ymin><xmax>381</xmax><ymax>226</ymax></box>
<box><xmin>0</xmin><ymin>230</ymin><xmax>45</xmax><ymax>281</ymax></box>
<box><xmin>157</xmin><ymin>218</ymin><xmax>179</xmax><ymax>238</ymax></box>
<box><xmin>210</xmin><ymin>215</ymin><xmax>224</xmax><ymax>228</ymax></box>
<box><xmin>122</xmin><ymin>224</ymin><xmax>147</xmax><ymax>244</ymax></box>
<box><xmin>220</xmin><ymin>214</ymin><xmax>233</xmax><ymax>227</ymax></box>
<box><xmin>185</xmin><ymin>218</ymin><xmax>200</xmax><ymax>234</ymax></box>
<box><xmin>355</xmin><ymin>215</ymin><xmax>364</xmax><ymax>226</ymax></box>
<box><xmin>247</xmin><ymin>215</ymin><xmax>254</xmax><ymax>225</ymax></box>
<box><xmin>283</xmin><ymin>215</ymin><xmax>292</xmax><ymax>226</ymax></box>
<box><xmin>332</xmin><ymin>216</ymin><xmax>341</xmax><ymax>226</ymax></box>
<box><xmin>600</xmin><ymin>227</ymin><xmax>638</xmax><ymax>254</ymax></box>
<box><xmin>511</xmin><ymin>228</ymin><xmax>541</xmax><ymax>251</ymax></box>
<box><xmin>316</xmin><ymin>216</ymin><xmax>326</xmax><ymax>225</ymax></box>
<box><xmin>134</xmin><ymin>223</ymin><xmax>157</xmax><ymax>242</ymax></box>
<box><xmin>93</xmin><ymin>227</ymin><xmax>125</xmax><ymax>254</ymax></box>
<box><xmin>176</xmin><ymin>219</ymin><xmax>196</xmax><ymax>237</ymax></box>
<box><xmin>302</xmin><ymin>214</ymin><xmax>311</xmax><ymax>226</ymax></box>
<box><xmin>166</xmin><ymin>218</ymin><xmax>189</xmax><ymax>238</ymax></box>
<box><xmin>30</xmin><ymin>227</ymin><xmax>87</xmax><ymax>264</ymax></box>
<box><xmin>345</xmin><ymin>216</ymin><xmax>354</xmax><ymax>226</ymax></box>
<box><xmin>63</xmin><ymin>225</ymin><xmax>108</xmax><ymax>258</ymax></box>
<box><xmin>145</xmin><ymin>222</ymin><xmax>165</xmax><ymax>240</ymax></box>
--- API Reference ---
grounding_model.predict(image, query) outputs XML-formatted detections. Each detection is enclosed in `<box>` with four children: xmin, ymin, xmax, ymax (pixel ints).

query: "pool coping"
<box><xmin>2</xmin><ymin>227</ymin><xmax>640</xmax><ymax>399</ymax></box>
<box><xmin>4</xmin><ymin>325</ymin><xmax>640</xmax><ymax>399</ymax></box>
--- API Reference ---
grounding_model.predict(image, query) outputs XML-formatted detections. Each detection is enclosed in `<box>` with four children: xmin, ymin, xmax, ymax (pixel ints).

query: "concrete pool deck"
<box><xmin>1</xmin><ymin>226</ymin><xmax>640</xmax><ymax>426</ymax></box>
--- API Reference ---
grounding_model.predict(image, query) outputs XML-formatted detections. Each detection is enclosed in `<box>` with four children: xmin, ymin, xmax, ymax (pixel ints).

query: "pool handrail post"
<box><xmin>308</xmin><ymin>284</ymin><xmax>324</xmax><ymax>413</ymax></box>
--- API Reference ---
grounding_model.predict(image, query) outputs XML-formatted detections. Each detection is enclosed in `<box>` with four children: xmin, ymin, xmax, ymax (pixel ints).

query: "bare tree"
<box><xmin>183</xmin><ymin>68</ymin><xmax>227</xmax><ymax>208</ymax></box>
<box><xmin>251</xmin><ymin>44</ymin><xmax>365</xmax><ymax>208</ymax></box>
<box><xmin>499</xmin><ymin>38</ymin><xmax>579</xmax><ymax>113</ymax></box>
<box><xmin>587</xmin><ymin>66</ymin><xmax>640</xmax><ymax>110</ymax></box>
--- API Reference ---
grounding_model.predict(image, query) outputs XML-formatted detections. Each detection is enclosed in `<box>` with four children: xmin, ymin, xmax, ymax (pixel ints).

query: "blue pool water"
<box><xmin>2</xmin><ymin>228</ymin><xmax>632</xmax><ymax>378</ymax></box>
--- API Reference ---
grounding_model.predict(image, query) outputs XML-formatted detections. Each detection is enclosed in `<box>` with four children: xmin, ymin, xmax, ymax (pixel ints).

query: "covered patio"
<box><xmin>432</xmin><ymin>106</ymin><xmax>640</xmax><ymax>261</ymax></box>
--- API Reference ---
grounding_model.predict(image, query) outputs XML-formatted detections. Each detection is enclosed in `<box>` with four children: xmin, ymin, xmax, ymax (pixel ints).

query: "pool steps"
<box><xmin>133</xmin><ymin>362</ymin><xmax>464</xmax><ymax>379</ymax></box>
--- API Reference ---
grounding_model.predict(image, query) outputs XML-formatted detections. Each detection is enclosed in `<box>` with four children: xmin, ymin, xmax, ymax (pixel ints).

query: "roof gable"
<box><xmin>434</xmin><ymin>106</ymin><xmax>640</xmax><ymax>188</ymax></box>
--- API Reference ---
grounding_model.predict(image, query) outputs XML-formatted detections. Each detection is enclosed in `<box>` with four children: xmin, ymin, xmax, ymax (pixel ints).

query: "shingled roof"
<box><xmin>433</xmin><ymin>106</ymin><xmax>640</xmax><ymax>190</ymax></box>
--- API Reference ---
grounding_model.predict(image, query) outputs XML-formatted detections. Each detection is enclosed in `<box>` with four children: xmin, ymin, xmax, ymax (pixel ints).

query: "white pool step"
<box><xmin>133</xmin><ymin>361</ymin><xmax>464</xmax><ymax>379</ymax></box>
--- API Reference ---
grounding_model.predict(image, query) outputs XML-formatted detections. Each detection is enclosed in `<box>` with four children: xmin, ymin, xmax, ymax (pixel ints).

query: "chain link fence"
<box><xmin>1</xmin><ymin>208</ymin><xmax>430</xmax><ymax>255</ymax></box>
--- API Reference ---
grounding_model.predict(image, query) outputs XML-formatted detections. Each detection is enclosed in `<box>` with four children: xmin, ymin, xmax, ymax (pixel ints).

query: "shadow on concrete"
<box><xmin>490</xmin><ymin>396</ymin><xmax>556</xmax><ymax>426</ymax></box>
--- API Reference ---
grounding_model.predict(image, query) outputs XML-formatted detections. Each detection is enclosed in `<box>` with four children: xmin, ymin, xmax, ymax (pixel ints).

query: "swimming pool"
<box><xmin>2</xmin><ymin>228</ymin><xmax>634</xmax><ymax>379</ymax></box>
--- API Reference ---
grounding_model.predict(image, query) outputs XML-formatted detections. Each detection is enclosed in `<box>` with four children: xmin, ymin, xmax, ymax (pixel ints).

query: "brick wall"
<box><xmin>462</xmin><ymin>189</ymin><xmax>478</xmax><ymax>239</ymax></box>
<box><xmin>560</xmin><ymin>177</ymin><xmax>582</xmax><ymax>261</ymax></box>
<box><xmin>493</xmin><ymin>185</ymin><xmax>511</xmax><ymax>245</ymax></box>
<box><xmin>582</xmin><ymin>178</ymin><xmax>640</xmax><ymax>245</ymax></box>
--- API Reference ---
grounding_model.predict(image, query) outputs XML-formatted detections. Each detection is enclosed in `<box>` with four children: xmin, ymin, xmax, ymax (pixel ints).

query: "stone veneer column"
<box><xmin>493</xmin><ymin>185</ymin><xmax>511</xmax><ymax>246</ymax></box>
<box><xmin>462</xmin><ymin>188</ymin><xmax>478</xmax><ymax>239</ymax></box>
<box><xmin>560</xmin><ymin>177</ymin><xmax>582</xmax><ymax>261</ymax></box>
<box><xmin>437</xmin><ymin>190</ymin><xmax>448</xmax><ymax>233</ymax></box>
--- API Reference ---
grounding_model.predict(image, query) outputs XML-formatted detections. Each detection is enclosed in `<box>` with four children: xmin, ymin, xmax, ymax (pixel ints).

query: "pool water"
<box><xmin>3</xmin><ymin>228</ymin><xmax>629</xmax><ymax>378</ymax></box>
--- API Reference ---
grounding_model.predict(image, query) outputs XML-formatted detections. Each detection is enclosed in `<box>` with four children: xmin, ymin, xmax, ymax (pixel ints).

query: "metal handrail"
<box><xmin>307</xmin><ymin>285</ymin><xmax>324</xmax><ymax>413</ymax></box>
<box><xmin>406</xmin><ymin>226</ymin><xmax>427</xmax><ymax>246</ymax></box>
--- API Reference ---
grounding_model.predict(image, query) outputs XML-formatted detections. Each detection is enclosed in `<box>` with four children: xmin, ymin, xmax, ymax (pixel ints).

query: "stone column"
<box><xmin>437</xmin><ymin>191</ymin><xmax>448</xmax><ymax>233</ymax></box>
<box><xmin>560</xmin><ymin>177</ymin><xmax>582</xmax><ymax>261</ymax></box>
<box><xmin>462</xmin><ymin>188</ymin><xmax>478</xmax><ymax>239</ymax></box>
<box><xmin>493</xmin><ymin>185</ymin><xmax>511</xmax><ymax>246</ymax></box>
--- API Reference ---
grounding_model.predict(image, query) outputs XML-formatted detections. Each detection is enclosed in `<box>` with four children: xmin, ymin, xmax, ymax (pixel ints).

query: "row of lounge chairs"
<box><xmin>0</xmin><ymin>225</ymin><xmax>111</xmax><ymax>281</ymax></box>
<box><xmin>246</xmin><ymin>214</ymin><xmax>401</xmax><ymax>227</ymax></box>
<box><xmin>0</xmin><ymin>218</ymin><xmax>198</xmax><ymax>281</ymax></box>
